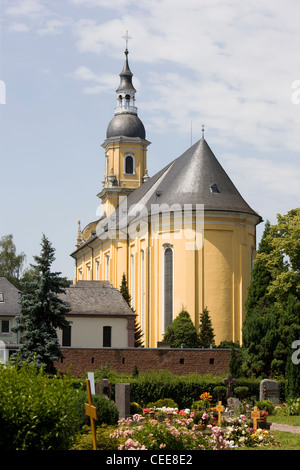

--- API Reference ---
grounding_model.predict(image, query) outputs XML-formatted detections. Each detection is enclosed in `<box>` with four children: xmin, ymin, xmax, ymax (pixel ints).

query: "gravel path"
<box><xmin>270</xmin><ymin>423</ymin><xmax>300</xmax><ymax>434</ymax></box>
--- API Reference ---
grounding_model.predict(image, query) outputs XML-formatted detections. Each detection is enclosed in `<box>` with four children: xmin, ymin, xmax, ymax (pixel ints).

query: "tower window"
<box><xmin>125</xmin><ymin>155</ymin><xmax>134</xmax><ymax>174</ymax></box>
<box><xmin>0</xmin><ymin>293</ymin><xmax>4</xmax><ymax>302</ymax></box>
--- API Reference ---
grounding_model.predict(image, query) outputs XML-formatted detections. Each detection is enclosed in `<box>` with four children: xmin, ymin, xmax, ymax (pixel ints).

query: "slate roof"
<box><xmin>95</xmin><ymin>137</ymin><xmax>262</xmax><ymax>240</ymax></box>
<box><xmin>124</xmin><ymin>137</ymin><xmax>261</xmax><ymax>217</ymax></box>
<box><xmin>106</xmin><ymin>113</ymin><xmax>146</xmax><ymax>140</ymax></box>
<box><xmin>74</xmin><ymin>137</ymin><xmax>262</xmax><ymax>252</ymax></box>
<box><xmin>116</xmin><ymin>49</ymin><xmax>136</xmax><ymax>94</ymax></box>
<box><xmin>60</xmin><ymin>281</ymin><xmax>135</xmax><ymax>317</ymax></box>
<box><xmin>0</xmin><ymin>277</ymin><xmax>21</xmax><ymax>317</ymax></box>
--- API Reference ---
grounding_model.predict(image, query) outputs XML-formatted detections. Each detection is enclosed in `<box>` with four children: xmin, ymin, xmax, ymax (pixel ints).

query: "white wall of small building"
<box><xmin>57</xmin><ymin>316</ymin><xmax>129</xmax><ymax>348</ymax></box>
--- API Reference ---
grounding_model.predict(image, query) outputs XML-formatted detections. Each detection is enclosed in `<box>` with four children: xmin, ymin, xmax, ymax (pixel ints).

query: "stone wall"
<box><xmin>55</xmin><ymin>347</ymin><xmax>231</xmax><ymax>376</ymax></box>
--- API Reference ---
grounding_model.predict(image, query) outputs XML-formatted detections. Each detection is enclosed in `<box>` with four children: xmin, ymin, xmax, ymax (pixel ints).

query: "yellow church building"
<box><xmin>71</xmin><ymin>44</ymin><xmax>262</xmax><ymax>348</ymax></box>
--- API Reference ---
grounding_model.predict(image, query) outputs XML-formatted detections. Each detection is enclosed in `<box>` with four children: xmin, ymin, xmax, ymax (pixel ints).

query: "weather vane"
<box><xmin>202</xmin><ymin>124</ymin><xmax>205</xmax><ymax>138</ymax></box>
<box><xmin>122</xmin><ymin>30</ymin><xmax>132</xmax><ymax>50</ymax></box>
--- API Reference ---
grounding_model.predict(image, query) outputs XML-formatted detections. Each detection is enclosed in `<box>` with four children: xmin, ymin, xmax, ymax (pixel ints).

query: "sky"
<box><xmin>0</xmin><ymin>0</ymin><xmax>299</xmax><ymax>281</ymax></box>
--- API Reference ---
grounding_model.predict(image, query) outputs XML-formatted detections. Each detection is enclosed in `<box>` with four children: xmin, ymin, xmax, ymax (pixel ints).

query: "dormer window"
<box><xmin>0</xmin><ymin>293</ymin><xmax>4</xmax><ymax>302</ymax></box>
<box><xmin>210</xmin><ymin>183</ymin><xmax>220</xmax><ymax>194</ymax></box>
<box><xmin>124</xmin><ymin>154</ymin><xmax>134</xmax><ymax>174</ymax></box>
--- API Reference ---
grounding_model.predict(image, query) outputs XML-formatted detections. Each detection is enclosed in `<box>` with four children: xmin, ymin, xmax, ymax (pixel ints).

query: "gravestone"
<box><xmin>259</xmin><ymin>379</ymin><xmax>280</xmax><ymax>404</ymax></box>
<box><xmin>95</xmin><ymin>378</ymin><xmax>109</xmax><ymax>398</ymax></box>
<box><xmin>115</xmin><ymin>383</ymin><xmax>131</xmax><ymax>420</ymax></box>
<box><xmin>87</xmin><ymin>372</ymin><xmax>95</xmax><ymax>395</ymax></box>
<box><xmin>227</xmin><ymin>397</ymin><xmax>241</xmax><ymax>415</ymax></box>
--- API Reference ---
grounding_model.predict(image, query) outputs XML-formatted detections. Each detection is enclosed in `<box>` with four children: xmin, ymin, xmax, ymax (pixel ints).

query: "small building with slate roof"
<box><xmin>0</xmin><ymin>277</ymin><xmax>21</xmax><ymax>345</ymax></box>
<box><xmin>71</xmin><ymin>44</ymin><xmax>262</xmax><ymax>348</ymax></box>
<box><xmin>0</xmin><ymin>277</ymin><xmax>135</xmax><ymax>350</ymax></box>
<box><xmin>57</xmin><ymin>280</ymin><xmax>135</xmax><ymax>348</ymax></box>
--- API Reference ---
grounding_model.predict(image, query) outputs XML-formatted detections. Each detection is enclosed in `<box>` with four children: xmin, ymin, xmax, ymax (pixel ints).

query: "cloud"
<box><xmin>4</xmin><ymin>0</ymin><xmax>71</xmax><ymax>36</ymax></box>
<box><xmin>7</xmin><ymin>23</ymin><xmax>30</xmax><ymax>33</ymax></box>
<box><xmin>71</xmin><ymin>66</ymin><xmax>120</xmax><ymax>94</ymax></box>
<box><xmin>221</xmin><ymin>151</ymin><xmax>300</xmax><ymax>221</ymax></box>
<box><xmin>69</xmin><ymin>0</ymin><xmax>300</xmax><ymax>155</ymax></box>
<box><xmin>4</xmin><ymin>0</ymin><xmax>46</xmax><ymax>18</ymax></box>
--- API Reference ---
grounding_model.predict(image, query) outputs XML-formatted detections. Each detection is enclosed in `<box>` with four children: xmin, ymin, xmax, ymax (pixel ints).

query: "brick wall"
<box><xmin>55</xmin><ymin>347</ymin><xmax>231</xmax><ymax>376</ymax></box>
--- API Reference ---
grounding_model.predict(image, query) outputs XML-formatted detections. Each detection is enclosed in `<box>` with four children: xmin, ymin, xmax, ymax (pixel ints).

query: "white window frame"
<box><xmin>124</xmin><ymin>153</ymin><xmax>135</xmax><ymax>175</ymax></box>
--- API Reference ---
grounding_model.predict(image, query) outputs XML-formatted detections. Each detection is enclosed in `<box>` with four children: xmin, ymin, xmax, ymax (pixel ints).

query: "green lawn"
<box><xmin>270</xmin><ymin>415</ymin><xmax>300</xmax><ymax>426</ymax></box>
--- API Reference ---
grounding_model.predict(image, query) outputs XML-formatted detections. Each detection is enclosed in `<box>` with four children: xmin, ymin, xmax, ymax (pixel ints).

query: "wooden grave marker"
<box><xmin>85</xmin><ymin>378</ymin><xmax>99</xmax><ymax>450</ymax></box>
<box><xmin>216</xmin><ymin>401</ymin><xmax>224</xmax><ymax>425</ymax></box>
<box><xmin>251</xmin><ymin>406</ymin><xmax>261</xmax><ymax>429</ymax></box>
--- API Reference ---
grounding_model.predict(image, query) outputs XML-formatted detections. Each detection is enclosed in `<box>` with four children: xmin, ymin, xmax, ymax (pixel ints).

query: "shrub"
<box><xmin>130</xmin><ymin>402</ymin><xmax>143</xmax><ymax>415</ymax></box>
<box><xmin>255</xmin><ymin>400</ymin><xmax>275</xmax><ymax>415</ymax></box>
<box><xmin>146</xmin><ymin>398</ymin><xmax>178</xmax><ymax>409</ymax></box>
<box><xmin>287</xmin><ymin>397</ymin><xmax>300</xmax><ymax>416</ymax></box>
<box><xmin>74</xmin><ymin>391</ymin><xmax>119</xmax><ymax>426</ymax></box>
<box><xmin>71</xmin><ymin>425</ymin><xmax>119</xmax><ymax>450</ymax></box>
<box><xmin>0</xmin><ymin>361</ymin><xmax>82</xmax><ymax>450</ymax></box>
<box><xmin>234</xmin><ymin>386</ymin><xmax>249</xmax><ymax>399</ymax></box>
<box><xmin>213</xmin><ymin>386</ymin><xmax>227</xmax><ymax>400</ymax></box>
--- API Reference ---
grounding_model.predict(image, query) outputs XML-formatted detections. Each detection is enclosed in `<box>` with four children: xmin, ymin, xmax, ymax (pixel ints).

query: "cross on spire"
<box><xmin>122</xmin><ymin>30</ymin><xmax>132</xmax><ymax>51</ymax></box>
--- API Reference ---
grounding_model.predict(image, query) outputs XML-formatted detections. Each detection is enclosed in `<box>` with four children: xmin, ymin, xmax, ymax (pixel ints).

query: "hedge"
<box><xmin>102</xmin><ymin>369</ymin><xmax>286</xmax><ymax>409</ymax></box>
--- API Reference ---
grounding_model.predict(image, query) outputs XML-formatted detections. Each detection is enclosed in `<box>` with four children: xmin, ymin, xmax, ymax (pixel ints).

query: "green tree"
<box><xmin>119</xmin><ymin>273</ymin><xmax>144</xmax><ymax>347</ymax></box>
<box><xmin>244</xmin><ymin>221</ymin><xmax>279</xmax><ymax>314</ymax></box>
<box><xmin>228</xmin><ymin>345</ymin><xmax>243</xmax><ymax>377</ymax></box>
<box><xmin>163</xmin><ymin>308</ymin><xmax>200</xmax><ymax>348</ymax></box>
<box><xmin>285</xmin><ymin>337</ymin><xmax>300</xmax><ymax>399</ymax></box>
<box><xmin>119</xmin><ymin>272</ymin><xmax>131</xmax><ymax>305</ymax></box>
<box><xmin>242</xmin><ymin>211</ymin><xmax>300</xmax><ymax>378</ymax></box>
<box><xmin>0</xmin><ymin>234</ymin><xmax>26</xmax><ymax>288</ymax></box>
<box><xmin>198</xmin><ymin>307</ymin><xmax>215</xmax><ymax>348</ymax></box>
<box><xmin>259</xmin><ymin>209</ymin><xmax>300</xmax><ymax>302</ymax></box>
<box><xmin>12</xmin><ymin>234</ymin><xmax>71</xmax><ymax>374</ymax></box>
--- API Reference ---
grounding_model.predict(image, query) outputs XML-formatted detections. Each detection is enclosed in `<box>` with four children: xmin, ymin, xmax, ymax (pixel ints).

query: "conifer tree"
<box><xmin>119</xmin><ymin>273</ymin><xmax>144</xmax><ymax>347</ymax></box>
<box><xmin>163</xmin><ymin>308</ymin><xmax>200</xmax><ymax>348</ymax></box>
<box><xmin>198</xmin><ymin>307</ymin><xmax>215</xmax><ymax>348</ymax></box>
<box><xmin>13</xmin><ymin>235</ymin><xmax>71</xmax><ymax>374</ymax></box>
<box><xmin>120</xmin><ymin>273</ymin><xmax>131</xmax><ymax>305</ymax></box>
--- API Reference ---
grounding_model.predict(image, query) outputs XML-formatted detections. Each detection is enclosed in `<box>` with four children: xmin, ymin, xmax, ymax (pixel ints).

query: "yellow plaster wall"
<box><xmin>73</xmin><ymin>212</ymin><xmax>257</xmax><ymax>348</ymax></box>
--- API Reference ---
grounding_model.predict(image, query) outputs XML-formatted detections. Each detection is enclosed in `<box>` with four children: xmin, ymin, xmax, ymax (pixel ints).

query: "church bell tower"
<box><xmin>98</xmin><ymin>32</ymin><xmax>151</xmax><ymax>216</ymax></box>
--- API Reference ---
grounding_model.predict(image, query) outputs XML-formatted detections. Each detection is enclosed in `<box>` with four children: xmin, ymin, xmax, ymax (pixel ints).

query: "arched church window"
<box><xmin>163</xmin><ymin>246</ymin><xmax>173</xmax><ymax>333</ymax></box>
<box><xmin>105</xmin><ymin>255</ymin><xmax>110</xmax><ymax>281</ymax></box>
<box><xmin>140</xmin><ymin>250</ymin><xmax>145</xmax><ymax>333</ymax></box>
<box><xmin>125</xmin><ymin>154</ymin><xmax>134</xmax><ymax>174</ymax></box>
<box><xmin>131</xmin><ymin>253</ymin><xmax>135</xmax><ymax>309</ymax></box>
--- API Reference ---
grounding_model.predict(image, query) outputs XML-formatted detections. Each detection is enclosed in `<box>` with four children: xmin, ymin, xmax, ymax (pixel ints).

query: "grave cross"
<box><xmin>222</xmin><ymin>373</ymin><xmax>237</xmax><ymax>398</ymax></box>
<box><xmin>251</xmin><ymin>406</ymin><xmax>261</xmax><ymax>429</ymax></box>
<box><xmin>216</xmin><ymin>401</ymin><xmax>224</xmax><ymax>425</ymax></box>
<box><xmin>85</xmin><ymin>378</ymin><xmax>99</xmax><ymax>450</ymax></box>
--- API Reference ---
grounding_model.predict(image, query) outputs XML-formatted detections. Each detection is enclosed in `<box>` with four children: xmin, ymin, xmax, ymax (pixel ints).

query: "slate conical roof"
<box><xmin>121</xmin><ymin>137</ymin><xmax>261</xmax><ymax>220</ymax></box>
<box><xmin>116</xmin><ymin>49</ymin><xmax>136</xmax><ymax>94</ymax></box>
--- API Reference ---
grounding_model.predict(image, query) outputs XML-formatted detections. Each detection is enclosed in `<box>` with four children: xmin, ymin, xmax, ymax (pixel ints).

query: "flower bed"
<box><xmin>110</xmin><ymin>408</ymin><xmax>280</xmax><ymax>450</ymax></box>
<box><xmin>110</xmin><ymin>414</ymin><xmax>229</xmax><ymax>450</ymax></box>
